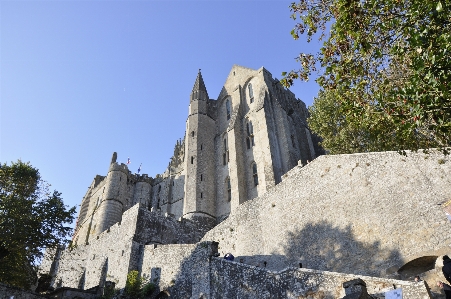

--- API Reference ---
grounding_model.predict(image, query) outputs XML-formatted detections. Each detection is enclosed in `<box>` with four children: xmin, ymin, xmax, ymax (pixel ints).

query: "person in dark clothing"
<box><xmin>437</xmin><ymin>281</ymin><xmax>451</xmax><ymax>299</ymax></box>
<box><xmin>443</xmin><ymin>255</ymin><xmax>451</xmax><ymax>285</ymax></box>
<box><xmin>224</xmin><ymin>253</ymin><xmax>234</xmax><ymax>261</ymax></box>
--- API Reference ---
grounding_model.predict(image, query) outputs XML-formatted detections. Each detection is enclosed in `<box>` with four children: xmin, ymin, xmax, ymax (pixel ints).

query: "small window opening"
<box><xmin>158</xmin><ymin>185</ymin><xmax>161</xmax><ymax>193</ymax></box>
<box><xmin>191</xmin><ymin>131</ymin><xmax>195</xmax><ymax>137</ymax></box>
<box><xmin>200</xmin><ymin>192</ymin><xmax>203</xmax><ymax>198</ymax></box>
<box><xmin>201</xmin><ymin>174</ymin><xmax>203</xmax><ymax>181</ymax></box>
<box><xmin>226</xmin><ymin>99</ymin><xmax>231</xmax><ymax>120</ymax></box>
<box><xmin>246</xmin><ymin>121</ymin><xmax>255</xmax><ymax>149</ymax></box>
<box><xmin>248</xmin><ymin>83</ymin><xmax>254</xmax><ymax>103</ymax></box>
<box><xmin>191</xmin><ymin>156</ymin><xmax>194</xmax><ymax>164</ymax></box>
<box><xmin>227</xmin><ymin>177</ymin><xmax>231</xmax><ymax>201</ymax></box>
<box><xmin>200</xmin><ymin>144</ymin><xmax>203</xmax><ymax>150</ymax></box>
<box><xmin>252</xmin><ymin>163</ymin><xmax>259</xmax><ymax>186</ymax></box>
<box><xmin>173</xmin><ymin>181</ymin><xmax>174</xmax><ymax>186</ymax></box>
<box><xmin>223</xmin><ymin>137</ymin><xmax>229</xmax><ymax>165</ymax></box>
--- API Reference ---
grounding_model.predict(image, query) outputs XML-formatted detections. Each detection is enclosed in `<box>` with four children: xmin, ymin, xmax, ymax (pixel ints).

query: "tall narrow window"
<box><xmin>226</xmin><ymin>99</ymin><xmax>231</xmax><ymax>120</ymax></box>
<box><xmin>246</xmin><ymin>121</ymin><xmax>255</xmax><ymax>149</ymax></box>
<box><xmin>200</xmin><ymin>144</ymin><xmax>203</xmax><ymax>150</ymax></box>
<box><xmin>223</xmin><ymin>137</ymin><xmax>229</xmax><ymax>165</ymax></box>
<box><xmin>248</xmin><ymin>83</ymin><xmax>254</xmax><ymax>103</ymax></box>
<box><xmin>227</xmin><ymin>177</ymin><xmax>231</xmax><ymax>201</ymax></box>
<box><xmin>201</xmin><ymin>174</ymin><xmax>203</xmax><ymax>181</ymax></box>
<box><xmin>252</xmin><ymin>163</ymin><xmax>259</xmax><ymax>186</ymax></box>
<box><xmin>191</xmin><ymin>156</ymin><xmax>194</xmax><ymax>164</ymax></box>
<box><xmin>201</xmin><ymin>192</ymin><xmax>203</xmax><ymax>199</ymax></box>
<box><xmin>191</xmin><ymin>131</ymin><xmax>195</xmax><ymax>137</ymax></box>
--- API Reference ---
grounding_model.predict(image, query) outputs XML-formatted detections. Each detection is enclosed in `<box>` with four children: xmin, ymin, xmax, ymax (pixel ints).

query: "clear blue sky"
<box><xmin>1</xmin><ymin>0</ymin><xmax>321</xmax><ymax>224</ymax></box>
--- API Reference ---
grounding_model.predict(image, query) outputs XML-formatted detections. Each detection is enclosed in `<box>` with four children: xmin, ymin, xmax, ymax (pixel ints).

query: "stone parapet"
<box><xmin>210</xmin><ymin>258</ymin><xmax>431</xmax><ymax>298</ymax></box>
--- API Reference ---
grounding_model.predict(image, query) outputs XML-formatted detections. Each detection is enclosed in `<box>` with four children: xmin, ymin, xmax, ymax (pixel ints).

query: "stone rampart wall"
<box><xmin>141</xmin><ymin>242</ymin><xmax>216</xmax><ymax>299</ymax></box>
<box><xmin>48</xmin><ymin>204</ymin><xmax>214</xmax><ymax>291</ymax></box>
<box><xmin>210</xmin><ymin>258</ymin><xmax>431</xmax><ymax>298</ymax></box>
<box><xmin>0</xmin><ymin>283</ymin><xmax>47</xmax><ymax>299</ymax></box>
<box><xmin>202</xmin><ymin>150</ymin><xmax>451</xmax><ymax>278</ymax></box>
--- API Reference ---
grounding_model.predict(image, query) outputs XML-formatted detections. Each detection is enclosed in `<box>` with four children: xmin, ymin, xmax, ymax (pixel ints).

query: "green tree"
<box><xmin>282</xmin><ymin>0</ymin><xmax>451</xmax><ymax>153</ymax></box>
<box><xmin>0</xmin><ymin>161</ymin><xmax>76</xmax><ymax>289</ymax></box>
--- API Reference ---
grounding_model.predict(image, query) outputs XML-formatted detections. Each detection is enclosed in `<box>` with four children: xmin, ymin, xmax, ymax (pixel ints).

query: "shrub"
<box><xmin>141</xmin><ymin>282</ymin><xmax>156</xmax><ymax>298</ymax></box>
<box><xmin>124</xmin><ymin>270</ymin><xmax>142</xmax><ymax>298</ymax></box>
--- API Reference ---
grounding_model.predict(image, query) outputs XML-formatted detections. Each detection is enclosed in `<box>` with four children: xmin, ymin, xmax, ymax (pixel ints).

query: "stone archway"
<box><xmin>397</xmin><ymin>256</ymin><xmax>438</xmax><ymax>279</ymax></box>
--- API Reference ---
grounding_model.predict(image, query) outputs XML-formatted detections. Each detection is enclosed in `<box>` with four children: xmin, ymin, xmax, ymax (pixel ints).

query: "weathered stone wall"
<box><xmin>202</xmin><ymin>150</ymin><xmax>451</xmax><ymax>279</ymax></box>
<box><xmin>0</xmin><ymin>283</ymin><xmax>47</xmax><ymax>299</ymax></box>
<box><xmin>141</xmin><ymin>242</ymin><xmax>217</xmax><ymax>299</ymax></box>
<box><xmin>48</xmin><ymin>204</ymin><xmax>213</xmax><ymax>291</ymax></box>
<box><xmin>210</xmin><ymin>258</ymin><xmax>431</xmax><ymax>298</ymax></box>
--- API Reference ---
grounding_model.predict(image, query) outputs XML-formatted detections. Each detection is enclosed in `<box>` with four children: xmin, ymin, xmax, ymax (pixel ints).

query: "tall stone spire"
<box><xmin>191</xmin><ymin>69</ymin><xmax>209</xmax><ymax>102</ymax></box>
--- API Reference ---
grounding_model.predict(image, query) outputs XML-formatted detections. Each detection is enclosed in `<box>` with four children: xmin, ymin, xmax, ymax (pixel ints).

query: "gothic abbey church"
<box><xmin>38</xmin><ymin>65</ymin><xmax>451</xmax><ymax>298</ymax></box>
<box><xmin>71</xmin><ymin>65</ymin><xmax>322</xmax><ymax>246</ymax></box>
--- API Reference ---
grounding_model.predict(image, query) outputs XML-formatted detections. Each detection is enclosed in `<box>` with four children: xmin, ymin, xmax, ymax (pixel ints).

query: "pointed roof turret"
<box><xmin>191</xmin><ymin>69</ymin><xmax>209</xmax><ymax>101</ymax></box>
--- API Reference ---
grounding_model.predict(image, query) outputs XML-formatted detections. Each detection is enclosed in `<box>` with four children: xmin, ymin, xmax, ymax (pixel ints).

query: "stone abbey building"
<box><xmin>37</xmin><ymin>66</ymin><xmax>451</xmax><ymax>299</ymax></box>
<box><xmin>71</xmin><ymin>65</ymin><xmax>322</xmax><ymax>247</ymax></box>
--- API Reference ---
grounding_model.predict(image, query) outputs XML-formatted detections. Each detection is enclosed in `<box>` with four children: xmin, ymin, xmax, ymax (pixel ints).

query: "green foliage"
<box><xmin>141</xmin><ymin>282</ymin><xmax>156</xmax><ymax>298</ymax></box>
<box><xmin>101</xmin><ymin>285</ymin><xmax>119</xmax><ymax>299</ymax></box>
<box><xmin>283</xmin><ymin>0</ymin><xmax>451</xmax><ymax>153</ymax></box>
<box><xmin>0</xmin><ymin>160</ymin><xmax>76</xmax><ymax>289</ymax></box>
<box><xmin>124</xmin><ymin>271</ymin><xmax>155</xmax><ymax>299</ymax></box>
<box><xmin>309</xmin><ymin>90</ymin><xmax>436</xmax><ymax>153</ymax></box>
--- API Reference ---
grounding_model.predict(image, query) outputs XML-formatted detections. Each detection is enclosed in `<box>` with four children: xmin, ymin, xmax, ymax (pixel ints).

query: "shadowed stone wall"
<box><xmin>202</xmin><ymin>150</ymin><xmax>451</xmax><ymax>278</ymax></box>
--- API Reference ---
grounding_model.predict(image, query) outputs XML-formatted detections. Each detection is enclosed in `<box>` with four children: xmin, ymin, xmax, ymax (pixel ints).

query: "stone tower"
<box><xmin>183</xmin><ymin>70</ymin><xmax>216</xmax><ymax>224</ymax></box>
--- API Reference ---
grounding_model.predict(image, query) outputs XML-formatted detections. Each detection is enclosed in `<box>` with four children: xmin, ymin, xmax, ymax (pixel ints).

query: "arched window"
<box><xmin>246</xmin><ymin>121</ymin><xmax>255</xmax><ymax>149</ymax></box>
<box><xmin>226</xmin><ymin>99</ymin><xmax>231</xmax><ymax>120</ymax></box>
<box><xmin>248</xmin><ymin>83</ymin><xmax>254</xmax><ymax>103</ymax></box>
<box><xmin>252</xmin><ymin>163</ymin><xmax>258</xmax><ymax>186</ymax></box>
<box><xmin>226</xmin><ymin>177</ymin><xmax>231</xmax><ymax>201</ymax></box>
